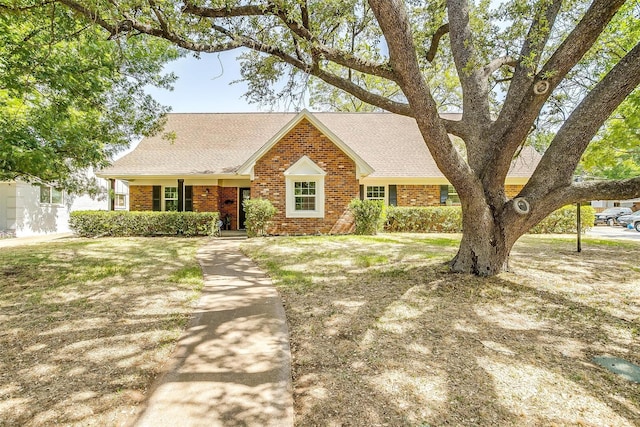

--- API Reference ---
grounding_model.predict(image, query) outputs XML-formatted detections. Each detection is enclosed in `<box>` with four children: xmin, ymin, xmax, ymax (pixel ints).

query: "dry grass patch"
<box><xmin>0</xmin><ymin>237</ymin><xmax>205</xmax><ymax>426</ymax></box>
<box><xmin>242</xmin><ymin>233</ymin><xmax>640</xmax><ymax>426</ymax></box>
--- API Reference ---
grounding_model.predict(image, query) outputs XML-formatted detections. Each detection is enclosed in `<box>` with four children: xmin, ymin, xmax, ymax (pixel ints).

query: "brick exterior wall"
<box><xmin>396</xmin><ymin>185</ymin><xmax>441</xmax><ymax>207</ymax></box>
<box><xmin>392</xmin><ymin>184</ymin><xmax>525</xmax><ymax>207</ymax></box>
<box><xmin>129</xmin><ymin>185</ymin><xmax>153</xmax><ymax>211</ymax></box>
<box><xmin>252</xmin><ymin>119</ymin><xmax>359</xmax><ymax>234</ymax></box>
<box><xmin>192</xmin><ymin>185</ymin><xmax>219</xmax><ymax>213</ymax></box>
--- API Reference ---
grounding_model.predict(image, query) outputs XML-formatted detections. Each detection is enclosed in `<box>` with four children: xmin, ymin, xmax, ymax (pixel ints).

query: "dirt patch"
<box><xmin>243</xmin><ymin>234</ymin><xmax>640</xmax><ymax>426</ymax></box>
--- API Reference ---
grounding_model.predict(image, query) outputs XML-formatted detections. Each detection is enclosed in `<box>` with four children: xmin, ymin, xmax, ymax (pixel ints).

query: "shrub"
<box><xmin>349</xmin><ymin>199</ymin><xmax>385</xmax><ymax>235</ymax></box>
<box><xmin>243</xmin><ymin>198</ymin><xmax>277</xmax><ymax>237</ymax></box>
<box><xmin>383</xmin><ymin>205</ymin><xmax>594</xmax><ymax>234</ymax></box>
<box><xmin>69</xmin><ymin>211</ymin><xmax>219</xmax><ymax>237</ymax></box>
<box><xmin>385</xmin><ymin>206</ymin><xmax>462</xmax><ymax>233</ymax></box>
<box><xmin>529</xmin><ymin>205</ymin><xmax>595</xmax><ymax>234</ymax></box>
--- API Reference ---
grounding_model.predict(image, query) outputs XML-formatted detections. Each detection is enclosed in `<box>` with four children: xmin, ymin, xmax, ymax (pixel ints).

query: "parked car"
<box><xmin>617</xmin><ymin>210</ymin><xmax>640</xmax><ymax>231</ymax></box>
<box><xmin>594</xmin><ymin>207</ymin><xmax>633</xmax><ymax>226</ymax></box>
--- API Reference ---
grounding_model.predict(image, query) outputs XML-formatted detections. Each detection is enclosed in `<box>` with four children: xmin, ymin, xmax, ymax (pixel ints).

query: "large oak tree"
<box><xmin>12</xmin><ymin>0</ymin><xmax>640</xmax><ymax>275</ymax></box>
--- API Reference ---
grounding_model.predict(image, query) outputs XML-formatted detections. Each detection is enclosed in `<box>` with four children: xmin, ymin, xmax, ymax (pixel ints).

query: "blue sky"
<box><xmin>145</xmin><ymin>50</ymin><xmax>289</xmax><ymax>113</ymax></box>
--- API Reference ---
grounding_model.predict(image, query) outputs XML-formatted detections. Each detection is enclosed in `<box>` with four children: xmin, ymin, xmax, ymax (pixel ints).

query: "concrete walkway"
<box><xmin>130</xmin><ymin>238</ymin><xmax>294</xmax><ymax>427</ymax></box>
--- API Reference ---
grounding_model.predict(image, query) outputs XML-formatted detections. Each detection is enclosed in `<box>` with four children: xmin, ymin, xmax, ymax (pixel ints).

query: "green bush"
<box><xmin>529</xmin><ymin>205</ymin><xmax>595</xmax><ymax>234</ymax></box>
<box><xmin>383</xmin><ymin>205</ymin><xmax>594</xmax><ymax>234</ymax></box>
<box><xmin>69</xmin><ymin>211</ymin><xmax>219</xmax><ymax>237</ymax></box>
<box><xmin>349</xmin><ymin>199</ymin><xmax>385</xmax><ymax>235</ymax></box>
<box><xmin>243</xmin><ymin>198</ymin><xmax>277</xmax><ymax>237</ymax></box>
<box><xmin>385</xmin><ymin>206</ymin><xmax>462</xmax><ymax>233</ymax></box>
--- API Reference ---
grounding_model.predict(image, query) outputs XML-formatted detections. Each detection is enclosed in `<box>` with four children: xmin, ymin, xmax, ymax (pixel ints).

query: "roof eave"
<box><xmin>95</xmin><ymin>172</ymin><xmax>250</xmax><ymax>180</ymax></box>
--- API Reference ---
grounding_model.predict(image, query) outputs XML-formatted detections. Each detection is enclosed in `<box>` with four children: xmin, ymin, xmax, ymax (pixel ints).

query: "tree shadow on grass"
<box><xmin>0</xmin><ymin>238</ymin><xmax>205</xmax><ymax>426</ymax></box>
<box><xmin>261</xmin><ymin>238</ymin><xmax>640</xmax><ymax>426</ymax></box>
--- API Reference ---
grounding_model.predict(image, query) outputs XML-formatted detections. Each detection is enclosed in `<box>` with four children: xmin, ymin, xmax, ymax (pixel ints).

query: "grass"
<box><xmin>242</xmin><ymin>233</ymin><xmax>640</xmax><ymax>426</ymax></box>
<box><xmin>0</xmin><ymin>237</ymin><xmax>205</xmax><ymax>427</ymax></box>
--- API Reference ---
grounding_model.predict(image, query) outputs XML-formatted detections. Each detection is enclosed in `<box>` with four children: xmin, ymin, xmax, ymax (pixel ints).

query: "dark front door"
<box><xmin>239</xmin><ymin>188</ymin><xmax>251</xmax><ymax>229</ymax></box>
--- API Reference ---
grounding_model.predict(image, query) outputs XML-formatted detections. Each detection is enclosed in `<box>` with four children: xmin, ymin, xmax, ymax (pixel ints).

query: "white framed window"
<box><xmin>114</xmin><ymin>193</ymin><xmax>127</xmax><ymax>209</ymax></box>
<box><xmin>165</xmin><ymin>186</ymin><xmax>178</xmax><ymax>211</ymax></box>
<box><xmin>294</xmin><ymin>181</ymin><xmax>317</xmax><ymax>211</ymax></box>
<box><xmin>284</xmin><ymin>156</ymin><xmax>325</xmax><ymax>218</ymax></box>
<box><xmin>440</xmin><ymin>185</ymin><xmax>461</xmax><ymax>205</ymax></box>
<box><xmin>366</xmin><ymin>186</ymin><xmax>385</xmax><ymax>200</ymax></box>
<box><xmin>39</xmin><ymin>185</ymin><xmax>63</xmax><ymax>205</ymax></box>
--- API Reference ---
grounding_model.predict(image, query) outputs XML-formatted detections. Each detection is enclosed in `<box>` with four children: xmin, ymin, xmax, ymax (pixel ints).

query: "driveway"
<box><xmin>586</xmin><ymin>225</ymin><xmax>640</xmax><ymax>242</ymax></box>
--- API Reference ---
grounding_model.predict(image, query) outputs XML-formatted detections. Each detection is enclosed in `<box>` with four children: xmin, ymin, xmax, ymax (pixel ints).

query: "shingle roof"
<box><xmin>99</xmin><ymin>112</ymin><xmax>541</xmax><ymax>179</ymax></box>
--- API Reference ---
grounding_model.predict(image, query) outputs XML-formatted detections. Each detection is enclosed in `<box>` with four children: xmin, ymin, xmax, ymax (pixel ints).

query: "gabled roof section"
<box><xmin>283</xmin><ymin>155</ymin><xmax>327</xmax><ymax>176</ymax></box>
<box><xmin>98</xmin><ymin>113</ymin><xmax>296</xmax><ymax>178</ymax></box>
<box><xmin>236</xmin><ymin>109</ymin><xmax>374</xmax><ymax>177</ymax></box>
<box><xmin>98</xmin><ymin>111</ymin><xmax>541</xmax><ymax>181</ymax></box>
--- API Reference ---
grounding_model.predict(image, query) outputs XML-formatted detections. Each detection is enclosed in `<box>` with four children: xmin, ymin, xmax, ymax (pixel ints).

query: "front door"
<box><xmin>238</xmin><ymin>188</ymin><xmax>251</xmax><ymax>229</ymax></box>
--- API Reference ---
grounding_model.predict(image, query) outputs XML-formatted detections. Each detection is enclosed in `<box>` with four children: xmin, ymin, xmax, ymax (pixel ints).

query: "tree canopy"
<box><xmin>0</xmin><ymin>3</ymin><xmax>179</xmax><ymax>193</ymax></box>
<box><xmin>5</xmin><ymin>0</ymin><xmax>640</xmax><ymax>275</ymax></box>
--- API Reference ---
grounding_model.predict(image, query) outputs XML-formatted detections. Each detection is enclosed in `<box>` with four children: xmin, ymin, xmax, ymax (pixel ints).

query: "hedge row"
<box><xmin>384</xmin><ymin>205</ymin><xmax>595</xmax><ymax>234</ymax></box>
<box><xmin>384</xmin><ymin>206</ymin><xmax>462</xmax><ymax>232</ymax></box>
<box><xmin>529</xmin><ymin>205</ymin><xmax>595</xmax><ymax>234</ymax></box>
<box><xmin>69</xmin><ymin>211</ymin><xmax>219</xmax><ymax>237</ymax></box>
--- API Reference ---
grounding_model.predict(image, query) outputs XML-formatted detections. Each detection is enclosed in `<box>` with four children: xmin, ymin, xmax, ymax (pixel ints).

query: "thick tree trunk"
<box><xmin>449</xmin><ymin>197</ymin><xmax>515</xmax><ymax>276</ymax></box>
<box><xmin>451</xmin><ymin>226</ymin><xmax>512</xmax><ymax>276</ymax></box>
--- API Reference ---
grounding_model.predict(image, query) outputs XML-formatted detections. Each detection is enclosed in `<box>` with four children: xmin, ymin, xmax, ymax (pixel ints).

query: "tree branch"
<box><xmin>368</xmin><ymin>0</ymin><xmax>473</xmax><ymax>193</ymax></box>
<box><xmin>426</xmin><ymin>23</ymin><xmax>449</xmax><ymax>62</ymax></box>
<box><xmin>268</xmin><ymin>4</ymin><xmax>397</xmax><ymax>82</ymax></box>
<box><xmin>488</xmin><ymin>0</ymin><xmax>624</xmax><ymax>190</ymax></box>
<box><xmin>212</xmin><ymin>24</ymin><xmax>411</xmax><ymax>116</ymax></box>
<box><xmin>569</xmin><ymin>178</ymin><xmax>640</xmax><ymax>204</ymax></box>
<box><xmin>181</xmin><ymin>0</ymin><xmax>397</xmax><ymax>82</ymax></box>
<box><xmin>447</xmin><ymin>0</ymin><xmax>491</xmax><ymax>126</ymax></box>
<box><xmin>524</xmin><ymin>40</ymin><xmax>640</xmax><ymax>198</ymax></box>
<box><xmin>313</xmin><ymin>68</ymin><xmax>412</xmax><ymax>116</ymax></box>
<box><xmin>505</xmin><ymin>176</ymin><xmax>640</xmax><ymax>244</ymax></box>
<box><xmin>181</xmin><ymin>3</ymin><xmax>269</xmax><ymax>18</ymax></box>
<box><xmin>483</xmin><ymin>56</ymin><xmax>517</xmax><ymax>78</ymax></box>
<box><xmin>496</xmin><ymin>0</ymin><xmax>562</xmax><ymax>129</ymax></box>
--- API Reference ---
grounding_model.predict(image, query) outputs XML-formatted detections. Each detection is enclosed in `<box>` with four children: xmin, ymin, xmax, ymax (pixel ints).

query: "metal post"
<box><xmin>577</xmin><ymin>202</ymin><xmax>582</xmax><ymax>253</ymax></box>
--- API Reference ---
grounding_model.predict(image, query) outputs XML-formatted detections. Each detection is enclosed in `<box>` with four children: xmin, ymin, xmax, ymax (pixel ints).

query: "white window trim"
<box><xmin>114</xmin><ymin>193</ymin><xmax>127</xmax><ymax>210</ymax></box>
<box><xmin>284</xmin><ymin>156</ymin><xmax>326</xmax><ymax>218</ymax></box>
<box><xmin>39</xmin><ymin>185</ymin><xmax>64</xmax><ymax>206</ymax></box>
<box><xmin>164</xmin><ymin>186</ymin><xmax>178</xmax><ymax>211</ymax></box>
<box><xmin>364</xmin><ymin>185</ymin><xmax>387</xmax><ymax>204</ymax></box>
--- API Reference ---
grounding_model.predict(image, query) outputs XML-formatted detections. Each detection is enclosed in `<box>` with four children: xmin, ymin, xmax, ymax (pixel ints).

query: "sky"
<box><xmin>145</xmin><ymin>50</ymin><xmax>300</xmax><ymax>113</ymax></box>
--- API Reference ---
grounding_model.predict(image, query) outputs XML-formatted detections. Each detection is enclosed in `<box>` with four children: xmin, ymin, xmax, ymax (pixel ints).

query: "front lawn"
<box><xmin>242</xmin><ymin>233</ymin><xmax>640</xmax><ymax>426</ymax></box>
<box><xmin>0</xmin><ymin>237</ymin><xmax>204</xmax><ymax>426</ymax></box>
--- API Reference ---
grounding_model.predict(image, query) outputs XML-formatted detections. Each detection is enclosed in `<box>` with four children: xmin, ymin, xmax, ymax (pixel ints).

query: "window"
<box><xmin>114</xmin><ymin>193</ymin><xmax>126</xmax><ymax>209</ymax></box>
<box><xmin>284</xmin><ymin>156</ymin><xmax>325</xmax><ymax>218</ymax></box>
<box><xmin>440</xmin><ymin>185</ymin><xmax>460</xmax><ymax>205</ymax></box>
<box><xmin>40</xmin><ymin>185</ymin><xmax>63</xmax><ymax>205</ymax></box>
<box><xmin>294</xmin><ymin>181</ymin><xmax>316</xmax><ymax>211</ymax></box>
<box><xmin>366</xmin><ymin>186</ymin><xmax>385</xmax><ymax>200</ymax></box>
<box><xmin>165</xmin><ymin>187</ymin><xmax>178</xmax><ymax>211</ymax></box>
